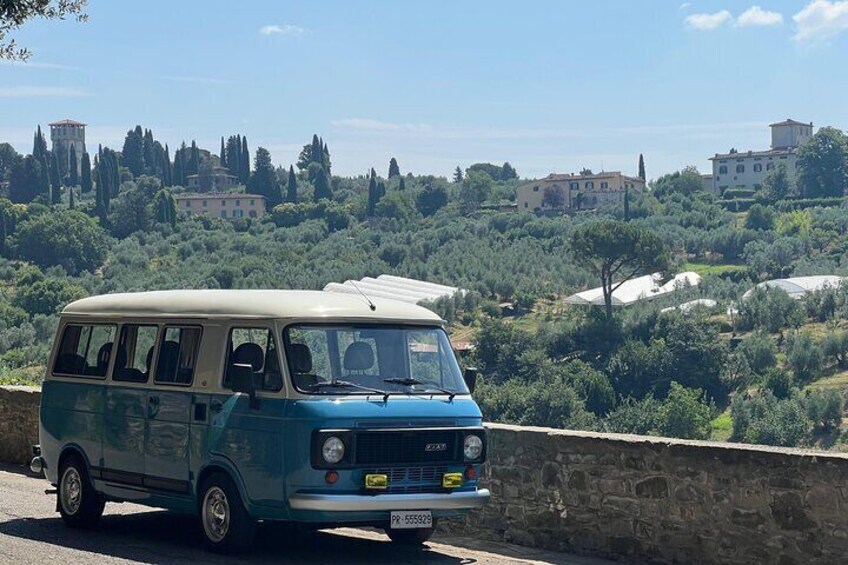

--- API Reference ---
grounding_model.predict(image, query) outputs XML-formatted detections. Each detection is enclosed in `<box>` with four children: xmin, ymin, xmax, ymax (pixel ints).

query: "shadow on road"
<box><xmin>0</xmin><ymin>509</ymin><xmax>475</xmax><ymax>564</ymax></box>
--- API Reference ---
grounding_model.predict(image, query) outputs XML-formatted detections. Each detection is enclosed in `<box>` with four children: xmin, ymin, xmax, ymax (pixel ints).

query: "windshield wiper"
<box><xmin>383</xmin><ymin>377</ymin><xmax>456</xmax><ymax>401</ymax></box>
<box><xmin>310</xmin><ymin>380</ymin><xmax>390</xmax><ymax>401</ymax></box>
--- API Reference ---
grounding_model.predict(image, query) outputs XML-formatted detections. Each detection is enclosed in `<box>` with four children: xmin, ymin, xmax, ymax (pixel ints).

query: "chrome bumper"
<box><xmin>289</xmin><ymin>488</ymin><xmax>491</xmax><ymax>512</ymax></box>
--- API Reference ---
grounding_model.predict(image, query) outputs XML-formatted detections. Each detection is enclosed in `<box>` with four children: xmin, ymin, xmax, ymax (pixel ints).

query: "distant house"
<box><xmin>185</xmin><ymin>166</ymin><xmax>239</xmax><ymax>191</ymax></box>
<box><xmin>176</xmin><ymin>193</ymin><xmax>267</xmax><ymax>220</ymax></box>
<box><xmin>516</xmin><ymin>171</ymin><xmax>645</xmax><ymax>214</ymax></box>
<box><xmin>710</xmin><ymin>120</ymin><xmax>813</xmax><ymax>195</ymax></box>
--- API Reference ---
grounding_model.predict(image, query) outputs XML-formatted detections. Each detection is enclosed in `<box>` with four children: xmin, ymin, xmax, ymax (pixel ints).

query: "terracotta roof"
<box><xmin>48</xmin><ymin>119</ymin><xmax>86</xmax><ymax>126</ymax></box>
<box><xmin>532</xmin><ymin>171</ymin><xmax>644</xmax><ymax>183</ymax></box>
<box><xmin>710</xmin><ymin>148</ymin><xmax>795</xmax><ymax>160</ymax></box>
<box><xmin>769</xmin><ymin>119</ymin><xmax>812</xmax><ymax>128</ymax></box>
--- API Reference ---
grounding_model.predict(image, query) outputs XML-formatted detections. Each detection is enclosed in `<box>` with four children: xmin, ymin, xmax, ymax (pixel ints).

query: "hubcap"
<box><xmin>60</xmin><ymin>466</ymin><xmax>82</xmax><ymax>515</ymax></box>
<box><xmin>202</xmin><ymin>486</ymin><xmax>230</xmax><ymax>543</ymax></box>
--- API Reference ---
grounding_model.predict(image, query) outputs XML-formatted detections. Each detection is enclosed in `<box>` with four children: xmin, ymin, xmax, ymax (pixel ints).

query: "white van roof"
<box><xmin>62</xmin><ymin>289</ymin><xmax>443</xmax><ymax>323</ymax></box>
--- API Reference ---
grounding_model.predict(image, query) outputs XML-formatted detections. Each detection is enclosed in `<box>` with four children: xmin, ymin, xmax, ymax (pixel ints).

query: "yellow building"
<box><xmin>176</xmin><ymin>193</ymin><xmax>267</xmax><ymax>220</ymax></box>
<box><xmin>516</xmin><ymin>171</ymin><xmax>645</xmax><ymax>213</ymax></box>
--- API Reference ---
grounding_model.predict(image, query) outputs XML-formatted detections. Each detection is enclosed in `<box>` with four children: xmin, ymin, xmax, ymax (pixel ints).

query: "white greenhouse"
<box><xmin>323</xmin><ymin>275</ymin><xmax>464</xmax><ymax>305</ymax></box>
<box><xmin>564</xmin><ymin>271</ymin><xmax>702</xmax><ymax>308</ymax></box>
<box><xmin>742</xmin><ymin>276</ymin><xmax>845</xmax><ymax>300</ymax></box>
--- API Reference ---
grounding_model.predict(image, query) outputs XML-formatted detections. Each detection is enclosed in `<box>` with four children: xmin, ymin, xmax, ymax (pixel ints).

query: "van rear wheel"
<box><xmin>58</xmin><ymin>454</ymin><xmax>104</xmax><ymax>528</ymax></box>
<box><xmin>199</xmin><ymin>473</ymin><xmax>256</xmax><ymax>553</ymax></box>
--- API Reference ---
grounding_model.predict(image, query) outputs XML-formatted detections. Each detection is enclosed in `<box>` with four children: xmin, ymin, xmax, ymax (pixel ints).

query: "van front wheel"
<box><xmin>58</xmin><ymin>455</ymin><xmax>104</xmax><ymax>528</ymax></box>
<box><xmin>199</xmin><ymin>473</ymin><xmax>255</xmax><ymax>553</ymax></box>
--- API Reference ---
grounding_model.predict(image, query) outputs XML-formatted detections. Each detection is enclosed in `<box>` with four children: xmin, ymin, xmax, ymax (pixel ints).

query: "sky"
<box><xmin>1</xmin><ymin>0</ymin><xmax>848</xmax><ymax>180</ymax></box>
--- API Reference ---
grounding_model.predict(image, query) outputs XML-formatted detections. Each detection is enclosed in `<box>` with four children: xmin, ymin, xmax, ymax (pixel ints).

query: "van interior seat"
<box><xmin>289</xmin><ymin>343</ymin><xmax>318</xmax><ymax>389</ymax></box>
<box><xmin>55</xmin><ymin>353</ymin><xmax>86</xmax><ymax>375</ymax></box>
<box><xmin>232</xmin><ymin>343</ymin><xmax>264</xmax><ymax>372</ymax></box>
<box><xmin>114</xmin><ymin>346</ymin><xmax>145</xmax><ymax>383</ymax></box>
<box><xmin>343</xmin><ymin>341</ymin><xmax>374</xmax><ymax>374</ymax></box>
<box><xmin>87</xmin><ymin>342</ymin><xmax>114</xmax><ymax>377</ymax></box>
<box><xmin>263</xmin><ymin>347</ymin><xmax>282</xmax><ymax>391</ymax></box>
<box><xmin>156</xmin><ymin>340</ymin><xmax>181</xmax><ymax>383</ymax></box>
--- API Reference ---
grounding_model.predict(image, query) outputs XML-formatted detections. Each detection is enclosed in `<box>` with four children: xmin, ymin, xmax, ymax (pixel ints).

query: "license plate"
<box><xmin>390</xmin><ymin>510</ymin><xmax>433</xmax><ymax>529</ymax></box>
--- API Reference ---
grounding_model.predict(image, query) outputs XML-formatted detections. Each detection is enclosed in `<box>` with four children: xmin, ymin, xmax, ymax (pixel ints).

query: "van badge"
<box><xmin>425</xmin><ymin>443</ymin><xmax>448</xmax><ymax>452</ymax></box>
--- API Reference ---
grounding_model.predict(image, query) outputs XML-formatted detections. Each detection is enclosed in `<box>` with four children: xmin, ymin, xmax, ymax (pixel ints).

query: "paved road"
<box><xmin>0</xmin><ymin>465</ymin><xmax>616</xmax><ymax>565</ymax></box>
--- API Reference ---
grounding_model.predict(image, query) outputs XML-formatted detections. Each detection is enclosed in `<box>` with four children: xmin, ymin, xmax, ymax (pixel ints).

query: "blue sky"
<box><xmin>1</xmin><ymin>0</ymin><xmax>848</xmax><ymax>180</ymax></box>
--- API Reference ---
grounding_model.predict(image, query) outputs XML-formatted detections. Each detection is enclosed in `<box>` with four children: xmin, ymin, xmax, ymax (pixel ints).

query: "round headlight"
<box><xmin>322</xmin><ymin>436</ymin><xmax>345</xmax><ymax>464</ymax></box>
<box><xmin>463</xmin><ymin>435</ymin><xmax>483</xmax><ymax>460</ymax></box>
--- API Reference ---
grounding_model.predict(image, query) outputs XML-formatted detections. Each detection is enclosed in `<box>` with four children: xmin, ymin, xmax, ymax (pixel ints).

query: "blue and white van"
<box><xmin>31</xmin><ymin>290</ymin><xmax>489</xmax><ymax>552</ymax></box>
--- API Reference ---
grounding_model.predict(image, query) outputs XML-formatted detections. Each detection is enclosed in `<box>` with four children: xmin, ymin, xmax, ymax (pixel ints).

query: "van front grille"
<box><xmin>362</xmin><ymin>466</ymin><xmax>448</xmax><ymax>494</ymax></box>
<box><xmin>354</xmin><ymin>429</ymin><xmax>461</xmax><ymax>466</ymax></box>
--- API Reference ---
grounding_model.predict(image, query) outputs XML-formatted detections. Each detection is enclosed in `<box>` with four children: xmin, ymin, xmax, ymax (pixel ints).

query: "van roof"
<box><xmin>62</xmin><ymin>289</ymin><xmax>444</xmax><ymax>323</ymax></box>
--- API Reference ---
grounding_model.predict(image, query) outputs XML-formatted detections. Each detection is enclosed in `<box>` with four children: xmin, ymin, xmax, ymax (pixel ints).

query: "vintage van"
<box><xmin>31</xmin><ymin>289</ymin><xmax>489</xmax><ymax>552</ymax></box>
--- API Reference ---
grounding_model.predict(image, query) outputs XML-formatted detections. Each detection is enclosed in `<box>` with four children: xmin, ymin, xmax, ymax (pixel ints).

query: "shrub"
<box><xmin>763</xmin><ymin>368</ymin><xmax>792</xmax><ymax>400</ymax></box>
<box><xmin>655</xmin><ymin>382</ymin><xmax>713</xmax><ymax>440</ymax></box>
<box><xmin>737</xmin><ymin>330</ymin><xmax>776</xmax><ymax>375</ymax></box>
<box><xmin>805</xmin><ymin>389</ymin><xmax>844</xmax><ymax>432</ymax></box>
<box><xmin>10</xmin><ymin>210</ymin><xmax>108</xmax><ymax>275</ymax></box>
<box><xmin>603</xmin><ymin>396</ymin><xmax>661</xmax><ymax>435</ymax></box>
<box><xmin>786</xmin><ymin>332</ymin><xmax>823</xmax><ymax>383</ymax></box>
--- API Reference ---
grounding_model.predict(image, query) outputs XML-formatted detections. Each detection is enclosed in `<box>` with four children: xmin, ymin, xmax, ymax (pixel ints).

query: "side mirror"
<box><xmin>231</xmin><ymin>363</ymin><xmax>260</xmax><ymax>409</ymax></box>
<box><xmin>463</xmin><ymin>367</ymin><xmax>479</xmax><ymax>394</ymax></box>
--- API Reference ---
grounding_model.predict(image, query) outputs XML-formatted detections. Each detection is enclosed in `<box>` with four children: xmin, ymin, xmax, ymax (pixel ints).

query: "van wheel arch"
<box><xmin>57</xmin><ymin>445</ymin><xmax>91</xmax><ymax>479</ymax></box>
<box><xmin>195</xmin><ymin>464</ymin><xmax>249</xmax><ymax>510</ymax></box>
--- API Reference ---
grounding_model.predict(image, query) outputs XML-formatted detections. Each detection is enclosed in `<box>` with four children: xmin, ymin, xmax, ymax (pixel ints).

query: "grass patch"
<box><xmin>682</xmin><ymin>262</ymin><xmax>748</xmax><ymax>277</ymax></box>
<box><xmin>0</xmin><ymin>365</ymin><xmax>44</xmax><ymax>387</ymax></box>
<box><xmin>710</xmin><ymin>410</ymin><xmax>733</xmax><ymax>442</ymax></box>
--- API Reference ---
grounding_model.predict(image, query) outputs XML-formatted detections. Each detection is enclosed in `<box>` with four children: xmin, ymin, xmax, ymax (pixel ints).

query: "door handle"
<box><xmin>210</xmin><ymin>399</ymin><xmax>223</xmax><ymax>414</ymax></box>
<box><xmin>148</xmin><ymin>395</ymin><xmax>160</xmax><ymax>418</ymax></box>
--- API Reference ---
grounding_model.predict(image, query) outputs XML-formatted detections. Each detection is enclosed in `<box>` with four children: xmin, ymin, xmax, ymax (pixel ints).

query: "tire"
<box><xmin>199</xmin><ymin>473</ymin><xmax>256</xmax><ymax>553</ymax></box>
<box><xmin>385</xmin><ymin>523</ymin><xmax>436</xmax><ymax>546</ymax></box>
<box><xmin>58</xmin><ymin>454</ymin><xmax>104</xmax><ymax>528</ymax></box>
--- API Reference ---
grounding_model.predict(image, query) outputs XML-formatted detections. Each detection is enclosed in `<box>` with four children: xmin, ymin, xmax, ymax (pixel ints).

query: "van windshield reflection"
<box><xmin>283</xmin><ymin>325</ymin><xmax>468</xmax><ymax>396</ymax></box>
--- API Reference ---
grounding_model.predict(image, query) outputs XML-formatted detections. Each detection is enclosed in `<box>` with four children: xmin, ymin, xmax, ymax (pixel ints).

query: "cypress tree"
<box><xmin>399</xmin><ymin>176</ymin><xmax>406</xmax><ymax>191</ymax></box>
<box><xmin>143</xmin><ymin>128</ymin><xmax>155</xmax><ymax>174</ymax></box>
<box><xmin>50</xmin><ymin>151</ymin><xmax>61</xmax><ymax>204</ymax></box>
<box><xmin>220</xmin><ymin>137</ymin><xmax>227</xmax><ymax>169</ymax></box>
<box><xmin>367</xmin><ymin>168</ymin><xmax>379</xmax><ymax>216</ymax></box>
<box><xmin>248</xmin><ymin>147</ymin><xmax>280</xmax><ymax>208</ymax></box>
<box><xmin>68</xmin><ymin>187</ymin><xmax>75</xmax><ymax>210</ymax></box>
<box><xmin>624</xmin><ymin>187</ymin><xmax>631</xmax><ymax>222</ymax></box>
<box><xmin>322</xmin><ymin>140</ymin><xmax>331</xmax><ymax>173</ymax></box>
<box><xmin>311</xmin><ymin>135</ymin><xmax>321</xmax><ymax>164</ymax></box>
<box><xmin>33</xmin><ymin>125</ymin><xmax>48</xmax><ymax>161</ymax></box>
<box><xmin>286</xmin><ymin>165</ymin><xmax>298</xmax><ymax>202</ymax></box>
<box><xmin>388</xmin><ymin>157</ymin><xmax>400</xmax><ymax>178</ymax></box>
<box><xmin>80</xmin><ymin>152</ymin><xmax>92</xmax><ymax>193</ymax></box>
<box><xmin>122</xmin><ymin>126</ymin><xmax>145</xmax><ymax>177</ymax></box>
<box><xmin>68</xmin><ymin>144</ymin><xmax>79</xmax><ymax>187</ymax></box>
<box><xmin>312</xmin><ymin>166</ymin><xmax>332</xmax><ymax>202</ymax></box>
<box><xmin>453</xmin><ymin>166</ymin><xmax>463</xmax><ymax>183</ymax></box>
<box><xmin>638</xmin><ymin>154</ymin><xmax>646</xmax><ymax>182</ymax></box>
<box><xmin>163</xmin><ymin>144</ymin><xmax>173</xmax><ymax>186</ymax></box>
<box><xmin>241</xmin><ymin>136</ymin><xmax>250</xmax><ymax>184</ymax></box>
<box><xmin>187</xmin><ymin>141</ymin><xmax>200</xmax><ymax>176</ymax></box>
<box><xmin>0</xmin><ymin>210</ymin><xmax>5</xmax><ymax>256</ymax></box>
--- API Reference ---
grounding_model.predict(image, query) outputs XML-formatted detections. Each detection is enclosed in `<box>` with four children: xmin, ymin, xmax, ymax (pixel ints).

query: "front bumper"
<box><xmin>289</xmin><ymin>488</ymin><xmax>490</xmax><ymax>512</ymax></box>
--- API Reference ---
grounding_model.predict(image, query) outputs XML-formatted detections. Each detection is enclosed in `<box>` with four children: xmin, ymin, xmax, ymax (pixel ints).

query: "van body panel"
<box><xmin>102</xmin><ymin>385</ymin><xmax>147</xmax><ymax>479</ymax></box>
<box><xmin>145</xmin><ymin>389</ymin><xmax>192</xmax><ymax>493</ymax></box>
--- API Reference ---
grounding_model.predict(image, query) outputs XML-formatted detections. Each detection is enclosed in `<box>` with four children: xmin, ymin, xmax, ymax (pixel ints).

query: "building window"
<box><xmin>524</xmin><ymin>202</ymin><xmax>528</xmax><ymax>208</ymax></box>
<box><xmin>767</xmin><ymin>163</ymin><xmax>774</xmax><ymax>171</ymax></box>
<box><xmin>220</xmin><ymin>210</ymin><xmax>227</xmax><ymax>218</ymax></box>
<box><xmin>235</xmin><ymin>200</ymin><xmax>240</xmax><ymax>206</ymax></box>
<box><xmin>586</xmin><ymin>181</ymin><xmax>594</xmax><ymax>189</ymax></box>
<box><xmin>203</xmin><ymin>200</ymin><xmax>207</xmax><ymax>207</ymax></box>
<box><xmin>184</xmin><ymin>201</ymin><xmax>191</xmax><ymax>207</ymax></box>
<box><xmin>234</xmin><ymin>209</ymin><xmax>244</xmax><ymax>218</ymax></box>
<box><xmin>754</xmin><ymin>164</ymin><xmax>762</xmax><ymax>172</ymax></box>
<box><xmin>600</xmin><ymin>182</ymin><xmax>608</xmax><ymax>189</ymax></box>
<box><xmin>719</xmin><ymin>166</ymin><xmax>728</xmax><ymax>174</ymax></box>
<box><xmin>736</xmin><ymin>164</ymin><xmax>745</xmax><ymax>174</ymax></box>
<box><xmin>780</xmin><ymin>156</ymin><xmax>788</xmax><ymax>160</ymax></box>
<box><xmin>221</xmin><ymin>200</ymin><xmax>226</xmax><ymax>206</ymax></box>
<box><xmin>533</xmin><ymin>186</ymin><xmax>539</xmax><ymax>192</ymax></box>
<box><xmin>249</xmin><ymin>199</ymin><xmax>255</xmax><ymax>206</ymax></box>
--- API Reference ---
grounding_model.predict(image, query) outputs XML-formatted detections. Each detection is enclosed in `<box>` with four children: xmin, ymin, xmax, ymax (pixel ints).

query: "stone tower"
<box><xmin>49</xmin><ymin>119</ymin><xmax>86</xmax><ymax>177</ymax></box>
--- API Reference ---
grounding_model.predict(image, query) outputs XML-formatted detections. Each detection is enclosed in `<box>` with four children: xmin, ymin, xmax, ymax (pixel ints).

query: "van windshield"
<box><xmin>283</xmin><ymin>325</ymin><xmax>468</xmax><ymax>396</ymax></box>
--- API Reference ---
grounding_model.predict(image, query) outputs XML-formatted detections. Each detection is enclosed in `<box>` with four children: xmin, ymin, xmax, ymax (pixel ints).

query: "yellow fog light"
<box><xmin>442</xmin><ymin>472</ymin><xmax>463</xmax><ymax>489</ymax></box>
<box><xmin>365</xmin><ymin>474</ymin><xmax>388</xmax><ymax>490</ymax></box>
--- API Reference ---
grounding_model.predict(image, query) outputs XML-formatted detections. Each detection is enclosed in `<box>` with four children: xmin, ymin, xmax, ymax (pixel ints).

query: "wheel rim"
<box><xmin>202</xmin><ymin>486</ymin><xmax>230</xmax><ymax>543</ymax></box>
<box><xmin>60</xmin><ymin>466</ymin><xmax>82</xmax><ymax>516</ymax></box>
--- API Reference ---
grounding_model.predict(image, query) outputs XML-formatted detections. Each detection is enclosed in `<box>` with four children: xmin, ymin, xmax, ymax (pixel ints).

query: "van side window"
<box><xmin>53</xmin><ymin>324</ymin><xmax>116</xmax><ymax>378</ymax></box>
<box><xmin>224</xmin><ymin>328</ymin><xmax>282</xmax><ymax>392</ymax></box>
<box><xmin>113</xmin><ymin>325</ymin><xmax>159</xmax><ymax>383</ymax></box>
<box><xmin>154</xmin><ymin>326</ymin><xmax>202</xmax><ymax>385</ymax></box>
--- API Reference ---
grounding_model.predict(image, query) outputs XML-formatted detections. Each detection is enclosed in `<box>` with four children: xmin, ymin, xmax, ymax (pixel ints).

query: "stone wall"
<box><xmin>3</xmin><ymin>386</ymin><xmax>848</xmax><ymax>563</ymax></box>
<box><xmin>452</xmin><ymin>423</ymin><xmax>848</xmax><ymax>565</ymax></box>
<box><xmin>0</xmin><ymin>386</ymin><xmax>40</xmax><ymax>466</ymax></box>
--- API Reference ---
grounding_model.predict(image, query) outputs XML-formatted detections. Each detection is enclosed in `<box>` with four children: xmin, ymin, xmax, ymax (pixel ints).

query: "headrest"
<box><xmin>113</xmin><ymin>346</ymin><xmax>128</xmax><ymax>370</ymax></box>
<box><xmin>97</xmin><ymin>343</ymin><xmax>113</xmax><ymax>368</ymax></box>
<box><xmin>265</xmin><ymin>347</ymin><xmax>280</xmax><ymax>373</ymax></box>
<box><xmin>289</xmin><ymin>343</ymin><xmax>312</xmax><ymax>374</ymax></box>
<box><xmin>343</xmin><ymin>342</ymin><xmax>374</xmax><ymax>372</ymax></box>
<box><xmin>156</xmin><ymin>340</ymin><xmax>180</xmax><ymax>381</ymax></box>
<box><xmin>233</xmin><ymin>343</ymin><xmax>264</xmax><ymax>372</ymax></box>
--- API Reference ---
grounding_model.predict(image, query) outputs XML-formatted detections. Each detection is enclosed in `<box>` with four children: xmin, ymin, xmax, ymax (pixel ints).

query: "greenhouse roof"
<box><xmin>564</xmin><ymin>271</ymin><xmax>701</xmax><ymax>307</ymax></box>
<box><xmin>742</xmin><ymin>276</ymin><xmax>844</xmax><ymax>300</ymax></box>
<box><xmin>323</xmin><ymin>275</ymin><xmax>464</xmax><ymax>305</ymax></box>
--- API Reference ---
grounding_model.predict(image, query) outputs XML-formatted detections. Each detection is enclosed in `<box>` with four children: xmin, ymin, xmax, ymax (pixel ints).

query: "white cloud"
<box><xmin>685</xmin><ymin>10</ymin><xmax>733</xmax><ymax>30</ymax></box>
<box><xmin>259</xmin><ymin>24</ymin><xmax>305</xmax><ymax>36</ymax></box>
<box><xmin>679</xmin><ymin>3</ymin><xmax>691</xmax><ymax>10</ymax></box>
<box><xmin>793</xmin><ymin>0</ymin><xmax>848</xmax><ymax>42</ymax></box>
<box><xmin>736</xmin><ymin>6</ymin><xmax>784</xmax><ymax>27</ymax></box>
<box><xmin>0</xmin><ymin>86</ymin><xmax>87</xmax><ymax>97</ymax></box>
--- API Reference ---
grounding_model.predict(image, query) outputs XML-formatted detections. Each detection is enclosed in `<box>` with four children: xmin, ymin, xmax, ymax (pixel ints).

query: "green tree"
<box><xmin>240</xmin><ymin>136</ymin><xmax>250</xmax><ymax>184</ymax></box>
<box><xmin>375</xmin><ymin>191</ymin><xmax>414</xmax><ymax>221</ymax></box>
<box><xmin>388</xmin><ymin>157</ymin><xmax>400</xmax><ymax>178</ymax></box>
<box><xmin>0</xmin><ymin>142</ymin><xmax>21</xmax><ymax>180</ymax></box>
<box><xmin>219</xmin><ymin>137</ymin><xmax>226</xmax><ymax>169</ymax></box>
<box><xmin>542</xmin><ymin>185</ymin><xmax>565</xmax><ymax>209</ymax></box>
<box><xmin>67</xmin><ymin>144</ymin><xmax>79</xmax><ymax>187</ymax></box>
<box><xmin>651</xmin><ymin>166</ymin><xmax>704</xmax><ymax>199</ymax></box>
<box><xmin>415</xmin><ymin>181</ymin><xmax>448</xmax><ymax>217</ymax></box>
<box><xmin>312</xmin><ymin>165</ymin><xmax>332</xmax><ymax>201</ymax></box>
<box><xmin>153</xmin><ymin>189</ymin><xmax>177</xmax><ymax>227</ymax></box>
<box><xmin>787</xmin><ymin>332</ymin><xmax>822</xmax><ymax>383</ymax></box>
<box><xmin>737</xmin><ymin>330</ymin><xmax>777</xmax><ymax>375</ymax></box>
<box><xmin>79</xmin><ymin>152</ymin><xmax>92</xmax><ymax>194</ymax></box>
<box><xmin>459</xmin><ymin>170</ymin><xmax>492</xmax><ymax>213</ymax></box>
<box><xmin>759</xmin><ymin>162</ymin><xmax>793</xmax><ymax>203</ymax></box>
<box><xmin>570</xmin><ymin>220</ymin><xmax>670</xmax><ymax>319</ymax></box>
<box><xmin>796</xmin><ymin>127</ymin><xmax>848</xmax><ymax>198</ymax></box>
<box><xmin>1</xmin><ymin>0</ymin><xmax>87</xmax><ymax>61</ymax></box>
<box><xmin>108</xmin><ymin>188</ymin><xmax>152</xmax><ymax>238</ymax></box>
<box><xmin>656</xmin><ymin>382</ymin><xmax>712</xmax><ymax>440</ymax></box>
<box><xmin>248</xmin><ymin>147</ymin><xmax>281</xmax><ymax>208</ymax></box>
<box><xmin>638</xmin><ymin>153</ymin><xmax>646</xmax><ymax>181</ymax></box>
<box><xmin>49</xmin><ymin>150</ymin><xmax>61</xmax><ymax>205</ymax></box>
<box><xmin>501</xmin><ymin>162</ymin><xmax>517</xmax><ymax>180</ymax></box>
<box><xmin>9</xmin><ymin>155</ymin><xmax>46</xmax><ymax>203</ymax></box>
<box><xmin>286</xmin><ymin>165</ymin><xmax>298</xmax><ymax>202</ymax></box>
<box><xmin>122</xmin><ymin>126</ymin><xmax>145</xmax><ymax>177</ymax></box>
<box><xmin>744</xmin><ymin>203</ymin><xmax>776</xmax><ymax>231</ymax></box>
<box><xmin>453</xmin><ymin>166</ymin><xmax>463</xmax><ymax>183</ymax></box>
<box><xmin>10</xmin><ymin>209</ymin><xmax>108</xmax><ymax>274</ymax></box>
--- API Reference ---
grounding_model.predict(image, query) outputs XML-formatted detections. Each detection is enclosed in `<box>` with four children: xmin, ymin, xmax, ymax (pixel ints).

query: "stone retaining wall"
<box><xmin>0</xmin><ymin>386</ymin><xmax>40</xmax><ymax>466</ymax></box>
<box><xmin>451</xmin><ymin>423</ymin><xmax>848</xmax><ymax>564</ymax></box>
<box><xmin>2</xmin><ymin>386</ymin><xmax>848</xmax><ymax>563</ymax></box>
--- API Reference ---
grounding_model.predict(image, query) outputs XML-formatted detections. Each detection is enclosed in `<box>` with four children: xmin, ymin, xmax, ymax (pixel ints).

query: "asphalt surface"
<box><xmin>0</xmin><ymin>464</ymin><xmax>617</xmax><ymax>565</ymax></box>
